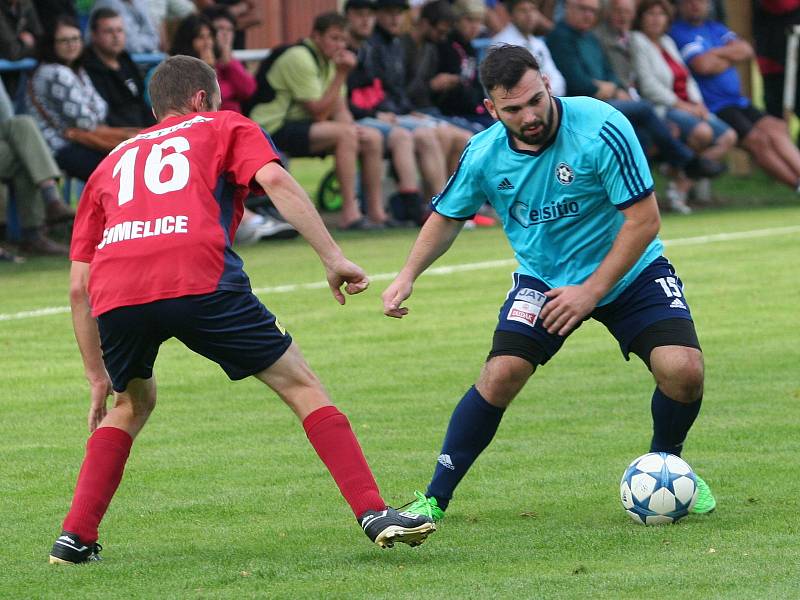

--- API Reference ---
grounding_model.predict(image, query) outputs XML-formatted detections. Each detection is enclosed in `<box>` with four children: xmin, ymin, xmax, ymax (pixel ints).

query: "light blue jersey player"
<box><xmin>382</xmin><ymin>45</ymin><xmax>716</xmax><ymax>522</ymax></box>
<box><xmin>432</xmin><ymin>94</ymin><xmax>661</xmax><ymax>306</ymax></box>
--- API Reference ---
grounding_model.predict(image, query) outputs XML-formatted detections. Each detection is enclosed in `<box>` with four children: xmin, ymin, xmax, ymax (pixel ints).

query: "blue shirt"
<box><xmin>432</xmin><ymin>96</ymin><xmax>660</xmax><ymax>306</ymax></box>
<box><xmin>669</xmin><ymin>19</ymin><xmax>749</xmax><ymax>113</ymax></box>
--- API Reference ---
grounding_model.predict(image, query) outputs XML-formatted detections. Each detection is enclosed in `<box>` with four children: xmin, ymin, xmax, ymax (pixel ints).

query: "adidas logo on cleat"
<box><xmin>669</xmin><ymin>298</ymin><xmax>686</xmax><ymax>309</ymax></box>
<box><xmin>497</xmin><ymin>177</ymin><xmax>515</xmax><ymax>190</ymax></box>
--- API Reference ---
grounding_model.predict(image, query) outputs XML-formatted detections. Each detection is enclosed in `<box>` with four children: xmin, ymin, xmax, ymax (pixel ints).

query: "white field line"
<box><xmin>2</xmin><ymin>225</ymin><xmax>798</xmax><ymax>323</ymax></box>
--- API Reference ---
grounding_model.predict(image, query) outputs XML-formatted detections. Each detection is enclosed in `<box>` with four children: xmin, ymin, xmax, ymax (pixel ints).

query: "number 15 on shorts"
<box><xmin>655</xmin><ymin>276</ymin><xmax>683</xmax><ymax>298</ymax></box>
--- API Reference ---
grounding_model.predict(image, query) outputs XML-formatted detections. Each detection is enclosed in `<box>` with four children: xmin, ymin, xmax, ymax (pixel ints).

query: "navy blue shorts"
<box><xmin>493</xmin><ymin>257</ymin><xmax>696</xmax><ymax>365</ymax></box>
<box><xmin>97</xmin><ymin>291</ymin><xmax>293</xmax><ymax>392</ymax></box>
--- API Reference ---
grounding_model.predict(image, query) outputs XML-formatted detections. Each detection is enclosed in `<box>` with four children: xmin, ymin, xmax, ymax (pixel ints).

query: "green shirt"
<box><xmin>250</xmin><ymin>39</ymin><xmax>343</xmax><ymax>133</ymax></box>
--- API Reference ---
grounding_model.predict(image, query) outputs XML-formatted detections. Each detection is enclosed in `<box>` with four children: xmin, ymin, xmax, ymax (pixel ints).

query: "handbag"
<box><xmin>63</xmin><ymin>125</ymin><xmax>139</xmax><ymax>152</ymax></box>
<box><xmin>27</xmin><ymin>74</ymin><xmax>139</xmax><ymax>153</ymax></box>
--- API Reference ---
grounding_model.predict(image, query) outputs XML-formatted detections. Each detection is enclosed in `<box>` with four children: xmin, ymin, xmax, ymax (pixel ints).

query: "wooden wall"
<box><xmin>245</xmin><ymin>0</ymin><xmax>340</xmax><ymax>50</ymax></box>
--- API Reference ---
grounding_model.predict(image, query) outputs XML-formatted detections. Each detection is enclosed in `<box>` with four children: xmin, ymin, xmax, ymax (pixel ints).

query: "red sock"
<box><xmin>303</xmin><ymin>406</ymin><xmax>385</xmax><ymax>517</ymax></box>
<box><xmin>62</xmin><ymin>427</ymin><xmax>133</xmax><ymax>543</ymax></box>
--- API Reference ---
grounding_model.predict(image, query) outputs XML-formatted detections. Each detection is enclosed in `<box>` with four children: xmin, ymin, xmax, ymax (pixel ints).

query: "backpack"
<box><xmin>243</xmin><ymin>41</ymin><xmax>321</xmax><ymax>117</ymax></box>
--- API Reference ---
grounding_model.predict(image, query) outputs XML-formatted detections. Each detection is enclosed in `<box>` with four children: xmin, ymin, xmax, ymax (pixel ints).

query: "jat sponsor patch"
<box><xmin>507</xmin><ymin>288</ymin><xmax>547</xmax><ymax>327</ymax></box>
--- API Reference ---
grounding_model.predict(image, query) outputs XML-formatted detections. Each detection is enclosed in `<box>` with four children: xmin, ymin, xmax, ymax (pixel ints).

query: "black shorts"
<box><xmin>97</xmin><ymin>291</ymin><xmax>293</xmax><ymax>392</ymax></box>
<box><xmin>715</xmin><ymin>103</ymin><xmax>766</xmax><ymax>141</ymax></box>
<box><xmin>488</xmin><ymin>257</ymin><xmax>701</xmax><ymax>368</ymax></box>
<box><xmin>271</xmin><ymin>120</ymin><xmax>314</xmax><ymax>157</ymax></box>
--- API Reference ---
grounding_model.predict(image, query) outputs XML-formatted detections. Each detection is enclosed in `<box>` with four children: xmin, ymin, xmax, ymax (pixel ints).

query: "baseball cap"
<box><xmin>452</xmin><ymin>0</ymin><xmax>487</xmax><ymax>18</ymax></box>
<box><xmin>374</xmin><ymin>0</ymin><xmax>410</xmax><ymax>10</ymax></box>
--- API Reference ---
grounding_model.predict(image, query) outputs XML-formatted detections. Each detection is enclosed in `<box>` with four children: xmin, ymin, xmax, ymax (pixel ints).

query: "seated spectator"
<box><xmin>431</xmin><ymin>0</ymin><xmax>495</xmax><ymax>130</ymax></box>
<box><xmin>672</xmin><ymin>0</ymin><xmax>800</xmax><ymax>191</ymax></box>
<box><xmin>1</xmin><ymin>101</ymin><xmax>74</xmax><ymax>256</ymax></box>
<box><xmin>201</xmin><ymin>6</ymin><xmax>257</xmax><ymax>113</ymax></box>
<box><xmin>0</xmin><ymin>0</ymin><xmax>42</xmax><ymax>61</ymax></box>
<box><xmin>250</xmin><ymin>12</ymin><xmax>390</xmax><ymax>230</ymax></box>
<box><xmin>194</xmin><ymin>0</ymin><xmax>259</xmax><ymax>50</ymax></box>
<box><xmin>630</xmin><ymin>0</ymin><xmax>736</xmax><ymax>207</ymax></box>
<box><xmin>401</xmin><ymin>0</ymin><xmax>453</xmax><ymax>112</ymax></box>
<box><xmin>84</xmin><ymin>8</ymin><xmax>155</xmax><ymax>128</ymax></box>
<box><xmin>547</xmin><ymin>0</ymin><xmax>725</xmax><ymax>202</ymax></box>
<box><xmin>346</xmin><ymin>0</ymin><xmax>438</xmax><ymax>222</ymax></box>
<box><xmin>90</xmin><ymin>0</ymin><xmax>159</xmax><ymax>54</ymax></box>
<box><xmin>25</xmin><ymin>16</ymin><xmax>110</xmax><ymax>181</ymax></box>
<box><xmin>368</xmin><ymin>0</ymin><xmax>472</xmax><ymax>175</ymax></box>
<box><xmin>490</xmin><ymin>0</ymin><xmax>566</xmax><ymax>96</ymax></box>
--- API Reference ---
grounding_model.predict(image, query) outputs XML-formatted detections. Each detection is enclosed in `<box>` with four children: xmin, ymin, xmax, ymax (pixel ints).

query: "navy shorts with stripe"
<box><xmin>494</xmin><ymin>257</ymin><xmax>695</xmax><ymax>364</ymax></box>
<box><xmin>97</xmin><ymin>290</ymin><xmax>292</xmax><ymax>392</ymax></box>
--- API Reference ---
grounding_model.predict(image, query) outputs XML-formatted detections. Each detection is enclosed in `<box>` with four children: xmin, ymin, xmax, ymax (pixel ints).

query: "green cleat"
<box><xmin>691</xmin><ymin>475</ymin><xmax>716</xmax><ymax>514</ymax></box>
<box><xmin>402</xmin><ymin>491</ymin><xmax>446</xmax><ymax>522</ymax></box>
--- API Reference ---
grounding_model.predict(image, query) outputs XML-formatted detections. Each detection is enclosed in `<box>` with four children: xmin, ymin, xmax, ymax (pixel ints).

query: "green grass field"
<box><xmin>1</xmin><ymin>183</ymin><xmax>799</xmax><ymax>598</ymax></box>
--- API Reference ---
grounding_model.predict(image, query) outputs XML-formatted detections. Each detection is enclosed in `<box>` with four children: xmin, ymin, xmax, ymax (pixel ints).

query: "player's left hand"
<box><xmin>326</xmin><ymin>257</ymin><xmax>369</xmax><ymax>305</ymax></box>
<box><xmin>540</xmin><ymin>285</ymin><xmax>601</xmax><ymax>336</ymax></box>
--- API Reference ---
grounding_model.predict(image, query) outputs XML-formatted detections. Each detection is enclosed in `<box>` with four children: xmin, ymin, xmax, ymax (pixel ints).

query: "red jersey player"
<box><xmin>49</xmin><ymin>55</ymin><xmax>434</xmax><ymax>564</ymax></box>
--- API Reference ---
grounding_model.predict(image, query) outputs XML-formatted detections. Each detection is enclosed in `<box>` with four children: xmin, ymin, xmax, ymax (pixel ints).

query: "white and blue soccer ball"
<box><xmin>620</xmin><ymin>452</ymin><xmax>698</xmax><ymax>525</ymax></box>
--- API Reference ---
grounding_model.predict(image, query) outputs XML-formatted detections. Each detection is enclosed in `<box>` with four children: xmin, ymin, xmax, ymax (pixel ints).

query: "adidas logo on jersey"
<box><xmin>497</xmin><ymin>177</ymin><xmax>515</xmax><ymax>190</ymax></box>
<box><xmin>437</xmin><ymin>454</ymin><xmax>455</xmax><ymax>470</ymax></box>
<box><xmin>670</xmin><ymin>298</ymin><xmax>686</xmax><ymax>309</ymax></box>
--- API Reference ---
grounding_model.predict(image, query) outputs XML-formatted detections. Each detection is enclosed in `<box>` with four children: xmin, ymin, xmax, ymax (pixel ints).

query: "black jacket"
<box><xmin>83</xmin><ymin>46</ymin><xmax>155</xmax><ymax>128</ymax></box>
<box><xmin>364</xmin><ymin>24</ymin><xmax>414</xmax><ymax>115</ymax></box>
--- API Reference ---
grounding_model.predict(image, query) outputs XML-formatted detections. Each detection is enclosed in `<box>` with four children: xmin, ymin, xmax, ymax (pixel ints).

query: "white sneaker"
<box><xmin>666</xmin><ymin>183</ymin><xmax>692</xmax><ymax>215</ymax></box>
<box><xmin>256</xmin><ymin>216</ymin><xmax>298</xmax><ymax>240</ymax></box>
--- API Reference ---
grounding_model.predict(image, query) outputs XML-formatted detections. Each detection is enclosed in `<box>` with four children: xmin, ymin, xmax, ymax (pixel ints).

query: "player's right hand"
<box><xmin>381</xmin><ymin>278</ymin><xmax>413</xmax><ymax>318</ymax></box>
<box><xmin>326</xmin><ymin>257</ymin><xmax>369</xmax><ymax>305</ymax></box>
<box><xmin>86</xmin><ymin>370</ymin><xmax>113</xmax><ymax>433</ymax></box>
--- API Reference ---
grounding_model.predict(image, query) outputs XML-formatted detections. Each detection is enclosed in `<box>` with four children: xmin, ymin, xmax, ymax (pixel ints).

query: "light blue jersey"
<box><xmin>432</xmin><ymin>96</ymin><xmax>661</xmax><ymax>305</ymax></box>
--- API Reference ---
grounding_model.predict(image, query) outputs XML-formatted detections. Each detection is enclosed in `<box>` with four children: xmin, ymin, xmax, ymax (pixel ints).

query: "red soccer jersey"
<box><xmin>70</xmin><ymin>110</ymin><xmax>280</xmax><ymax>317</ymax></box>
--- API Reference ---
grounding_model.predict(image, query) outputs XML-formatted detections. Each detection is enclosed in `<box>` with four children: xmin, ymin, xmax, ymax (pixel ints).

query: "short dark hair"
<box><xmin>633</xmin><ymin>0</ymin><xmax>674</xmax><ymax>31</ymax></box>
<box><xmin>169</xmin><ymin>14</ymin><xmax>218</xmax><ymax>59</ymax></box>
<box><xmin>89</xmin><ymin>7</ymin><xmax>120</xmax><ymax>31</ymax></box>
<box><xmin>312</xmin><ymin>11</ymin><xmax>348</xmax><ymax>34</ymax></box>
<box><xmin>480</xmin><ymin>44</ymin><xmax>541</xmax><ymax>96</ymax></box>
<box><xmin>149</xmin><ymin>55</ymin><xmax>218</xmax><ymax>120</ymax></box>
<box><xmin>420</xmin><ymin>0</ymin><xmax>455</xmax><ymax>25</ymax></box>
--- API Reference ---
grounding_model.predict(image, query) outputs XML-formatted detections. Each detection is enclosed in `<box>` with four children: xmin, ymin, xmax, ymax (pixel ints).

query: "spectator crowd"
<box><xmin>1</xmin><ymin>0</ymin><xmax>799</xmax><ymax>261</ymax></box>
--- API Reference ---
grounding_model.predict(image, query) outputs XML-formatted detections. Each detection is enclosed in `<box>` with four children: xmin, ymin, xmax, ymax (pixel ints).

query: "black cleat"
<box><xmin>359</xmin><ymin>507</ymin><xmax>436</xmax><ymax>548</ymax></box>
<box><xmin>48</xmin><ymin>531</ymin><xmax>102</xmax><ymax>564</ymax></box>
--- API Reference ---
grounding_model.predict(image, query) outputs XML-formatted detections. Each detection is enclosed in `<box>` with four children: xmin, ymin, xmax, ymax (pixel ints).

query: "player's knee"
<box><xmin>655</xmin><ymin>350</ymin><xmax>704</xmax><ymax>403</ymax></box>
<box><xmin>478</xmin><ymin>356</ymin><xmax>533</xmax><ymax>407</ymax></box>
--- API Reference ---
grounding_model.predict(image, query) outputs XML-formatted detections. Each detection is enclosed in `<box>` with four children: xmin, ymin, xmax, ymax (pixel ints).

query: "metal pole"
<box><xmin>783</xmin><ymin>25</ymin><xmax>800</xmax><ymax>120</ymax></box>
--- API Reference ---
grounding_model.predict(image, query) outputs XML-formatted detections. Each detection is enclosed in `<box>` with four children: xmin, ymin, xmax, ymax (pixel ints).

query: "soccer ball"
<box><xmin>620</xmin><ymin>452</ymin><xmax>698</xmax><ymax>525</ymax></box>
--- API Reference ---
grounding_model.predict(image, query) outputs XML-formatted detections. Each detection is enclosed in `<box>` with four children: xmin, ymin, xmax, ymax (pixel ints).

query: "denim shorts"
<box><xmin>357</xmin><ymin>114</ymin><xmax>440</xmax><ymax>140</ymax></box>
<box><xmin>665</xmin><ymin>108</ymin><xmax>731</xmax><ymax>143</ymax></box>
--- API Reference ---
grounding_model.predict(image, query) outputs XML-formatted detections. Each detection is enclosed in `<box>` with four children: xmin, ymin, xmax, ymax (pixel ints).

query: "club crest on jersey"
<box><xmin>555</xmin><ymin>162</ymin><xmax>574</xmax><ymax>185</ymax></box>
